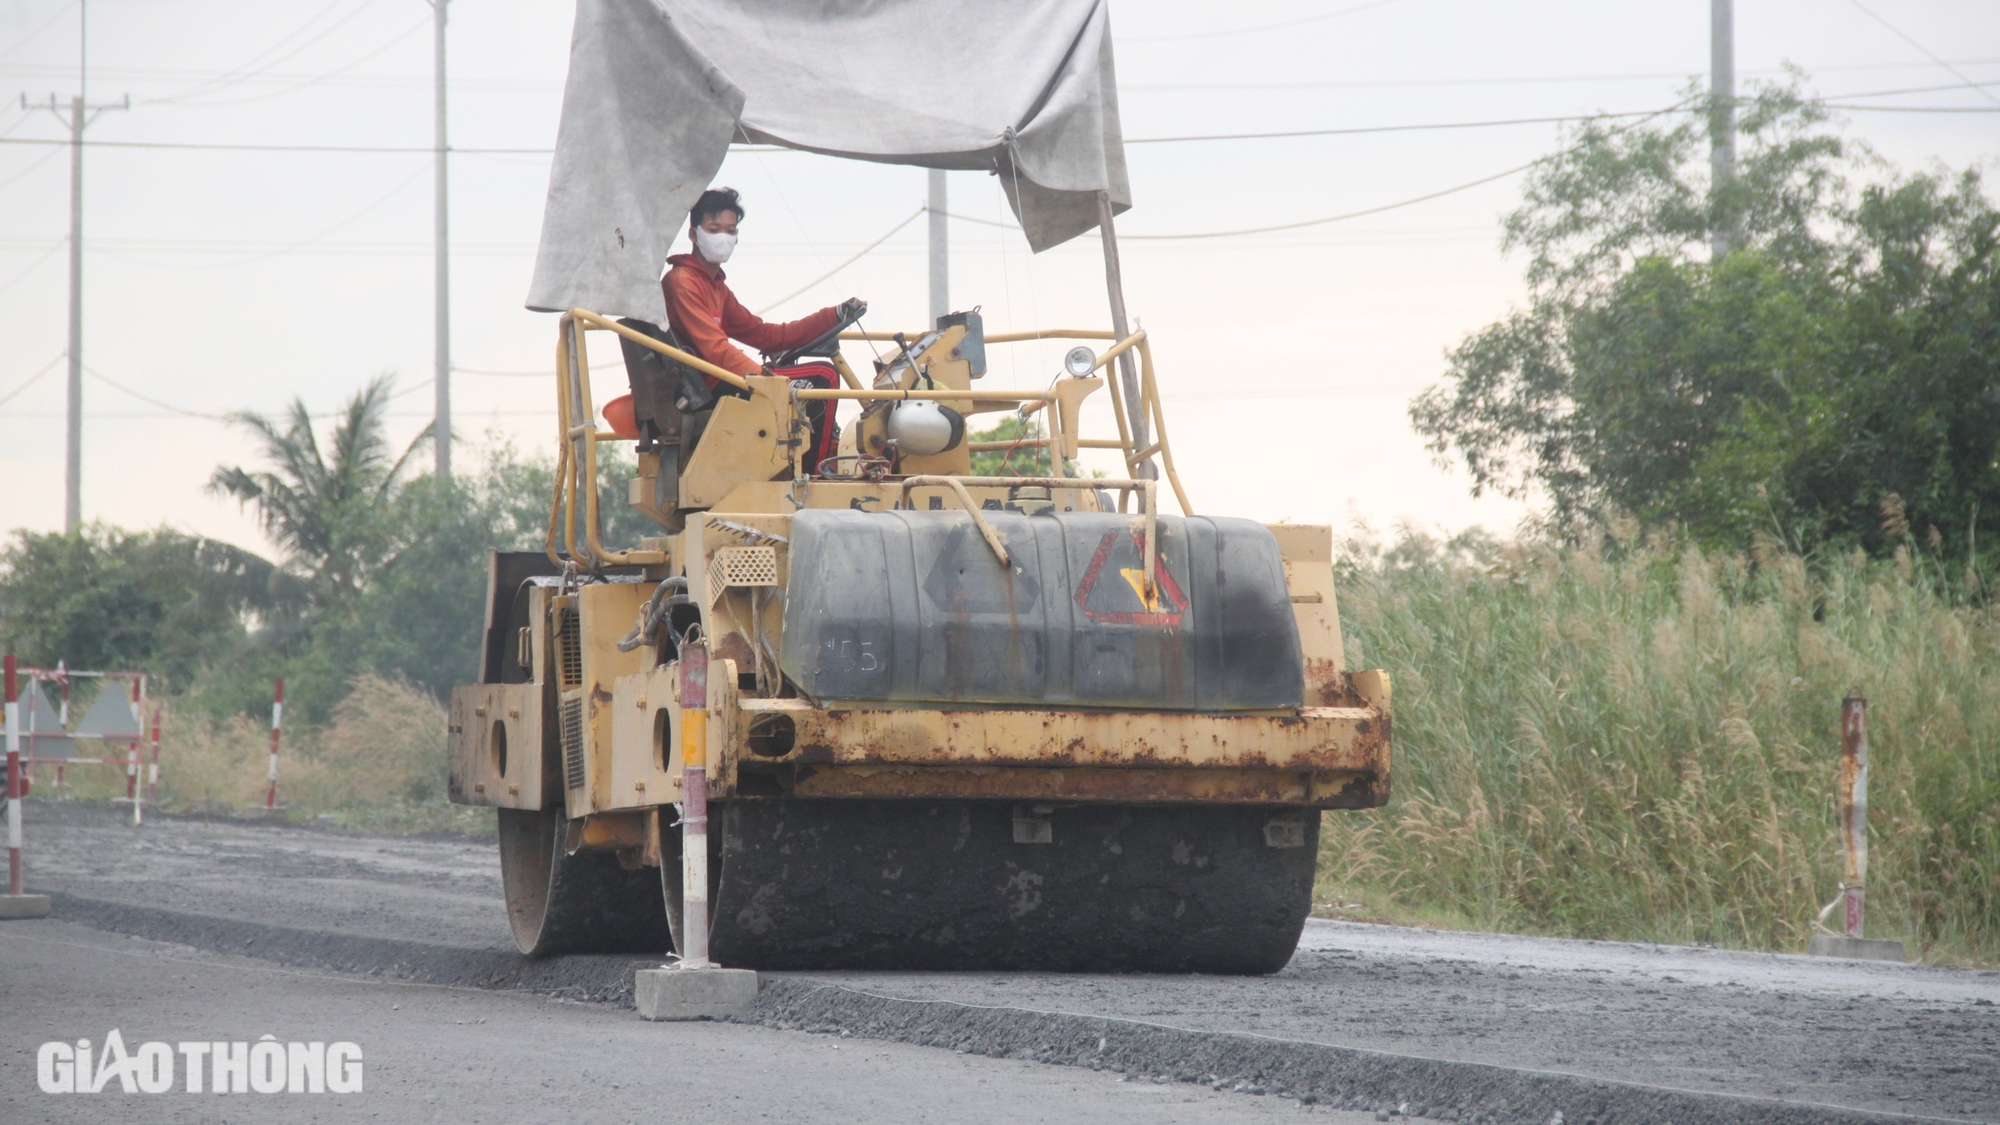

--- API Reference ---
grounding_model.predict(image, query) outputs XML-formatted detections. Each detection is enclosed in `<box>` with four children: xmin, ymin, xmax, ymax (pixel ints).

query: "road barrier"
<box><xmin>0</xmin><ymin>659</ymin><xmax>163</xmax><ymax>827</ymax></box>
<box><xmin>3</xmin><ymin>653</ymin><xmax>52</xmax><ymax>917</ymax></box>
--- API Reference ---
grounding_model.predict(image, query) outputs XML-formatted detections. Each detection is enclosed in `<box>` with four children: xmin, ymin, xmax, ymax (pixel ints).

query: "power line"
<box><xmin>0</xmin><ymin>135</ymin><xmax>547</xmax><ymax>154</ymax></box>
<box><xmin>1130</xmin><ymin>109</ymin><xmax>1662</xmax><ymax>144</ymax></box>
<box><xmin>1122</xmin><ymin>56</ymin><xmax>2000</xmax><ymax>92</ymax></box>
<box><xmin>1128</xmin><ymin>81</ymin><xmax>2000</xmax><ymax>144</ymax></box>
<box><xmin>10</xmin><ymin>55</ymin><xmax>1990</xmax><ymax>97</ymax></box>
<box><xmin>1843</xmin><ymin>0</ymin><xmax>2000</xmax><ymax>109</ymax></box>
<box><xmin>1122</xmin><ymin>0</ymin><xmax>1404</xmax><ymax>43</ymax></box>
<box><xmin>0</xmin><ymin>81</ymin><xmax>1989</xmax><ymax>158</ymax></box>
<box><xmin>169</xmin><ymin>163</ymin><xmax>428</xmax><ymax>269</ymax></box>
<box><xmin>83</xmin><ymin>366</ymin><xmax>434</xmax><ymax>420</ymax></box>
<box><xmin>0</xmin><ymin>353</ymin><xmax>64</xmax><ymax>408</ymax></box>
<box><xmin>84</xmin><ymin>366</ymin><xmax>222</xmax><ymax>418</ymax></box>
<box><xmin>0</xmin><ymin>241</ymin><xmax>61</xmax><ymax>295</ymax></box>
<box><xmin>0</xmin><ymin>409</ymin><xmax>545</xmax><ymax>420</ymax></box>
<box><xmin>0</xmin><ymin>140</ymin><xmax>62</xmax><ymax>188</ymax></box>
<box><xmin>0</xmin><ymin>1</ymin><xmax>78</xmax><ymax>64</ymax></box>
<box><xmin>755</xmin><ymin>207</ymin><xmax>924</xmax><ymax>315</ymax></box>
<box><xmin>1828</xmin><ymin>103</ymin><xmax>2000</xmax><ymax>113</ymax></box>
<box><xmin>1125</xmin><ymin>162</ymin><xmax>1537</xmax><ymax>239</ymax></box>
<box><xmin>0</xmin><ymin>61</ymin><xmax>560</xmax><ymax>94</ymax></box>
<box><xmin>146</xmin><ymin>0</ymin><xmax>384</xmax><ymax>106</ymax></box>
<box><xmin>152</xmin><ymin>14</ymin><xmax>430</xmax><ymax>110</ymax></box>
<box><xmin>1168</xmin><ymin>382</ymin><xmax>1431</xmax><ymax>402</ymax></box>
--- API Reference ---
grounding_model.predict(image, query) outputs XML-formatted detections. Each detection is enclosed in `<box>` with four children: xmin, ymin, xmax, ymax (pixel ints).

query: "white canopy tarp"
<box><xmin>526</xmin><ymin>0</ymin><xmax>1130</xmax><ymax>321</ymax></box>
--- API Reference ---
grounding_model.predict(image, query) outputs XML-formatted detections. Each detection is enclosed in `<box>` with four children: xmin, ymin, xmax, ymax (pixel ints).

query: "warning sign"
<box><xmin>1074</xmin><ymin>531</ymin><xmax>1186</xmax><ymax>627</ymax></box>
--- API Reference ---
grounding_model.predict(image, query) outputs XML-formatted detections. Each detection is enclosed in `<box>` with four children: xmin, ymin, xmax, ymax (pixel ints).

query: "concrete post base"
<box><xmin>1808</xmin><ymin>934</ymin><xmax>1906</xmax><ymax>962</ymax></box>
<box><xmin>635</xmin><ymin>967</ymin><xmax>758</xmax><ymax>1021</ymax></box>
<box><xmin>0</xmin><ymin>894</ymin><xmax>52</xmax><ymax>919</ymax></box>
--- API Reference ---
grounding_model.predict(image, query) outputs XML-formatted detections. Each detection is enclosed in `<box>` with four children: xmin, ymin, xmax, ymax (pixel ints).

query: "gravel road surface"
<box><xmin>10</xmin><ymin>801</ymin><xmax>1999</xmax><ymax>1123</ymax></box>
<box><xmin>2</xmin><ymin>916</ymin><xmax>1361</xmax><ymax>1124</ymax></box>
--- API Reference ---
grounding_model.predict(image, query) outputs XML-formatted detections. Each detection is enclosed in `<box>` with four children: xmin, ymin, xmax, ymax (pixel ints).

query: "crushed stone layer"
<box><xmin>18</xmin><ymin>798</ymin><xmax>505</xmax><ymax>949</ymax></box>
<box><xmin>14</xmin><ymin>800</ymin><xmax>1999</xmax><ymax>1123</ymax></box>
<box><xmin>4</xmin><ymin>917</ymin><xmax>1357</xmax><ymax>1125</ymax></box>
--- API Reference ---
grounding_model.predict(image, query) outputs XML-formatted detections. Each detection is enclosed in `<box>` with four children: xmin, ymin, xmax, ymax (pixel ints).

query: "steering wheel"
<box><xmin>769</xmin><ymin>301</ymin><xmax>867</xmax><ymax>367</ymax></box>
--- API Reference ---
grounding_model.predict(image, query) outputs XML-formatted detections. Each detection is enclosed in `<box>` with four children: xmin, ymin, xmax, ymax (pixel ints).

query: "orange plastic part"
<box><xmin>602</xmin><ymin>394</ymin><xmax>639</xmax><ymax>440</ymax></box>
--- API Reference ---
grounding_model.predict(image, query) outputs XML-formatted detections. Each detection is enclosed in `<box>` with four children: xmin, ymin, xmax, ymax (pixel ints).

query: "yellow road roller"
<box><xmin>446</xmin><ymin>0</ymin><xmax>1390</xmax><ymax>974</ymax></box>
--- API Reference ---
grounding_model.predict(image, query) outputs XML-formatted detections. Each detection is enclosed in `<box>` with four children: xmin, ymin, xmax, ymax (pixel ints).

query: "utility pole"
<box><xmin>431</xmin><ymin>0</ymin><xmax>452</xmax><ymax>480</ymax></box>
<box><xmin>22</xmin><ymin>0</ymin><xmax>127</xmax><ymax>533</ymax></box>
<box><xmin>927</xmin><ymin>169</ymin><xmax>948</xmax><ymax>323</ymax></box>
<box><xmin>1709</xmin><ymin>0</ymin><xmax>1737</xmax><ymax>258</ymax></box>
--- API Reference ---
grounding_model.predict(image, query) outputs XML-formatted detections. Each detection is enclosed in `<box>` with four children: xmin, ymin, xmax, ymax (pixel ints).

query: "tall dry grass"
<box><xmin>1323</xmin><ymin>533</ymin><xmax>2000</xmax><ymax>965</ymax></box>
<box><xmin>38</xmin><ymin>673</ymin><xmax>479</xmax><ymax>834</ymax></box>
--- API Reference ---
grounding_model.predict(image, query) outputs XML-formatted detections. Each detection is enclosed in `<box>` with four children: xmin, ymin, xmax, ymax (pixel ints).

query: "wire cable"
<box><xmin>84</xmin><ymin>366</ymin><xmax>224</xmax><ymax>418</ymax></box>
<box><xmin>1126</xmin><ymin>58</ymin><xmax>2000</xmax><ymax>93</ymax></box>
<box><xmin>172</xmin><ymin>163</ymin><xmax>427</xmax><ymax>269</ymax></box>
<box><xmin>0</xmin><ymin>241</ymin><xmax>62</xmax><ymax>296</ymax></box>
<box><xmin>84</xmin><ymin>366</ymin><xmax>431</xmax><ymax>419</ymax></box>
<box><xmin>1843</xmin><ymin>0</ymin><xmax>2000</xmax><ymax>108</ymax></box>
<box><xmin>1105</xmin><ymin>96</ymin><xmax>1687</xmax><ymax>239</ymax></box>
<box><xmin>0</xmin><ymin>136</ymin><xmax>545</xmax><ymax>154</ymax></box>
<box><xmin>1130</xmin><ymin>109</ymin><xmax>1664</xmax><ymax>144</ymax></box>
<box><xmin>0</xmin><ymin>142</ymin><xmax>63</xmax><ymax>190</ymax></box>
<box><xmin>1123</xmin><ymin>0</ymin><xmax>1403</xmax><ymax>43</ymax></box>
<box><xmin>146</xmin><ymin>0</ymin><xmax>386</xmax><ymax>106</ymax></box>
<box><xmin>755</xmin><ymin>206</ymin><xmax>924</xmax><ymax>315</ymax></box>
<box><xmin>2</xmin><ymin>81</ymin><xmax>1989</xmax><ymax>157</ymax></box>
<box><xmin>0</xmin><ymin>353</ymin><xmax>64</xmax><ymax>408</ymax></box>
<box><xmin>155</xmin><ymin>14</ymin><xmax>431</xmax><ymax>110</ymax></box>
<box><xmin>0</xmin><ymin>0</ymin><xmax>77</xmax><ymax>63</ymax></box>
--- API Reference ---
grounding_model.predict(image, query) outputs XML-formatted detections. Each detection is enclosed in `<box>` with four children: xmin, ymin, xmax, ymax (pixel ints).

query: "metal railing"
<box><xmin>547</xmin><ymin>309</ymin><xmax>1191</xmax><ymax>569</ymax></box>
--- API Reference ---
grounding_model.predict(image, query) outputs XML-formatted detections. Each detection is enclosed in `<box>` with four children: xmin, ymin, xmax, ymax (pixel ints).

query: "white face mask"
<box><xmin>693</xmin><ymin>227</ymin><xmax>737</xmax><ymax>264</ymax></box>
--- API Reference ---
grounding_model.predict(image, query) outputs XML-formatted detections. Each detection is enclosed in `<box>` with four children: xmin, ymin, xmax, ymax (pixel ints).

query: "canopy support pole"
<box><xmin>1096</xmin><ymin>192</ymin><xmax>1154</xmax><ymax>478</ymax></box>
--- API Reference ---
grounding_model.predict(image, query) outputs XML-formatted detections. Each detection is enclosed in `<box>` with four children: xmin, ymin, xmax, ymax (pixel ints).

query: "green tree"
<box><xmin>1410</xmin><ymin>83</ymin><xmax>2000</xmax><ymax>559</ymax></box>
<box><xmin>209</xmin><ymin>375</ymin><xmax>432</xmax><ymax>609</ymax></box>
<box><xmin>968</xmin><ymin>415</ymin><xmax>1053</xmax><ymax>476</ymax></box>
<box><xmin>0</xmin><ymin>526</ymin><xmax>292</xmax><ymax>684</ymax></box>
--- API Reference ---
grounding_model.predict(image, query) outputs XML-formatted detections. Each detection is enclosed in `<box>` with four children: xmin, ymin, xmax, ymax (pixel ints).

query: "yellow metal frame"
<box><xmin>547</xmin><ymin>309</ymin><xmax>1192</xmax><ymax>568</ymax></box>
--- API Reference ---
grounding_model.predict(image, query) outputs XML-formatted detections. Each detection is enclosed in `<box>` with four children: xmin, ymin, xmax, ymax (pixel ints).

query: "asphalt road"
<box><xmin>1</xmin><ymin>917</ymin><xmax>1371</xmax><ymax>1125</ymax></box>
<box><xmin>9</xmin><ymin>800</ymin><xmax>2000</xmax><ymax>1123</ymax></box>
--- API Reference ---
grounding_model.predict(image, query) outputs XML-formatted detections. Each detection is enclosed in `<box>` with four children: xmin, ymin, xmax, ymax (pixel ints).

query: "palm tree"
<box><xmin>209</xmin><ymin>375</ymin><xmax>432</xmax><ymax>608</ymax></box>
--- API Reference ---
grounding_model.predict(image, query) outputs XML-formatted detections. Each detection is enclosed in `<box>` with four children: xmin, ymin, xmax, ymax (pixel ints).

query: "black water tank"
<box><xmin>779</xmin><ymin>509</ymin><xmax>1303</xmax><ymax>710</ymax></box>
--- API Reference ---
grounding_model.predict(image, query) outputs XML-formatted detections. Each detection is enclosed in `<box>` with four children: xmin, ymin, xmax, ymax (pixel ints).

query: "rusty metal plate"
<box><xmin>739</xmin><ymin>698</ymin><xmax>1388</xmax><ymax>774</ymax></box>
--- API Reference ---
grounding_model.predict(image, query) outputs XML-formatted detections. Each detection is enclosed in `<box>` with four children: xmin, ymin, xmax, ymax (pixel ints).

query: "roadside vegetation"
<box><xmin>1319</xmin><ymin>527</ymin><xmax>2000</xmax><ymax>966</ymax></box>
<box><xmin>1327</xmin><ymin>81</ymin><xmax>1998</xmax><ymax>966</ymax></box>
<box><xmin>2</xmin><ymin>80</ymin><xmax>1993</xmax><ymax>957</ymax></box>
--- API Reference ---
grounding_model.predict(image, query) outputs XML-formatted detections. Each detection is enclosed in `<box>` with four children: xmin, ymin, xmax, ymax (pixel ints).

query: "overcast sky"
<box><xmin>1</xmin><ymin>0</ymin><xmax>1994</xmax><ymax>557</ymax></box>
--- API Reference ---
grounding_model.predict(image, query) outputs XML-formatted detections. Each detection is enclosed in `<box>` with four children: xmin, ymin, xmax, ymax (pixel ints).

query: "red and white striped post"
<box><xmin>678</xmin><ymin>642</ymin><xmax>711</xmax><ymax>969</ymax></box>
<box><xmin>54</xmin><ymin>661</ymin><xmax>68</xmax><ymax>790</ymax></box>
<box><xmin>124</xmin><ymin>677</ymin><xmax>141</xmax><ymax>805</ymax></box>
<box><xmin>146</xmin><ymin>704</ymin><xmax>162</xmax><ymax>805</ymax></box>
<box><xmin>2</xmin><ymin>655</ymin><xmax>51</xmax><ymax>918</ymax></box>
<box><xmin>6</xmin><ymin>655</ymin><xmax>22</xmax><ymax>896</ymax></box>
<box><xmin>265</xmin><ymin>678</ymin><xmax>284</xmax><ymax>809</ymax></box>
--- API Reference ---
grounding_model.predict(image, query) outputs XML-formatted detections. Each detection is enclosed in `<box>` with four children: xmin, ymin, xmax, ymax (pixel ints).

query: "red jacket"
<box><xmin>662</xmin><ymin>254</ymin><xmax>838</xmax><ymax>380</ymax></box>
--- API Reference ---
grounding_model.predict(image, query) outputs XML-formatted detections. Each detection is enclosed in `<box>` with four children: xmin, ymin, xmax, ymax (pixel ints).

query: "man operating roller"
<box><xmin>661</xmin><ymin>187</ymin><xmax>862</xmax><ymax>471</ymax></box>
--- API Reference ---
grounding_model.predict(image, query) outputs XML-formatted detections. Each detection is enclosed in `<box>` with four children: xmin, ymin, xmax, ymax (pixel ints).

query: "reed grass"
<box><xmin>34</xmin><ymin>673</ymin><xmax>487</xmax><ymax>836</ymax></box>
<box><xmin>1320</xmin><ymin>531</ymin><xmax>2000</xmax><ymax>966</ymax></box>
